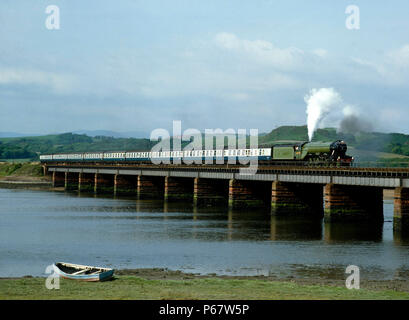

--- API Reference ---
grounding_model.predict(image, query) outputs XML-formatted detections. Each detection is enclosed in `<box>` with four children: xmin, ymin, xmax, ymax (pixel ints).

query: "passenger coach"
<box><xmin>40</xmin><ymin>140</ymin><xmax>353</xmax><ymax>166</ymax></box>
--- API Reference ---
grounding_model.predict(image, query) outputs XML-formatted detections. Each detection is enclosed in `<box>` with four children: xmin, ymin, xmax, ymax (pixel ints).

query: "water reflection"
<box><xmin>324</xmin><ymin>222</ymin><xmax>383</xmax><ymax>243</ymax></box>
<box><xmin>57</xmin><ymin>191</ymin><xmax>403</xmax><ymax>244</ymax></box>
<box><xmin>393</xmin><ymin>228</ymin><xmax>409</xmax><ymax>246</ymax></box>
<box><xmin>270</xmin><ymin>216</ymin><xmax>323</xmax><ymax>241</ymax></box>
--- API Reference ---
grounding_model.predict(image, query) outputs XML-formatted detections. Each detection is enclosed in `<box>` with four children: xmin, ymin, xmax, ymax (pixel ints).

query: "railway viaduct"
<box><xmin>44</xmin><ymin>164</ymin><xmax>409</xmax><ymax>230</ymax></box>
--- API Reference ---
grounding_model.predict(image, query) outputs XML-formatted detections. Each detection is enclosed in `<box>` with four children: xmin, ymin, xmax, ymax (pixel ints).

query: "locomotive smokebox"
<box><xmin>330</xmin><ymin>140</ymin><xmax>348</xmax><ymax>158</ymax></box>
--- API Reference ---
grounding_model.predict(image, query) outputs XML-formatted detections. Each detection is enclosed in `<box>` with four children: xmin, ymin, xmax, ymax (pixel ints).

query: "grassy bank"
<box><xmin>1</xmin><ymin>276</ymin><xmax>408</xmax><ymax>300</ymax></box>
<box><xmin>0</xmin><ymin>162</ymin><xmax>45</xmax><ymax>181</ymax></box>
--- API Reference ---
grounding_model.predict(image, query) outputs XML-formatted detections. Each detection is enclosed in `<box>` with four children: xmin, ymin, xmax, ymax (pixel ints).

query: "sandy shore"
<box><xmin>0</xmin><ymin>176</ymin><xmax>52</xmax><ymax>189</ymax></box>
<box><xmin>2</xmin><ymin>268</ymin><xmax>408</xmax><ymax>299</ymax></box>
<box><xmin>115</xmin><ymin>268</ymin><xmax>409</xmax><ymax>292</ymax></box>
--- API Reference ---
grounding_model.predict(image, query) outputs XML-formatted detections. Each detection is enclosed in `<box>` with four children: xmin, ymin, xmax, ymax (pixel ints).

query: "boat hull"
<box><xmin>53</xmin><ymin>262</ymin><xmax>114</xmax><ymax>282</ymax></box>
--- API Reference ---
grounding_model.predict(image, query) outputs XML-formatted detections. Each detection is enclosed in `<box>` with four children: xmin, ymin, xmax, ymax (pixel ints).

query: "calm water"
<box><xmin>1</xmin><ymin>188</ymin><xmax>409</xmax><ymax>280</ymax></box>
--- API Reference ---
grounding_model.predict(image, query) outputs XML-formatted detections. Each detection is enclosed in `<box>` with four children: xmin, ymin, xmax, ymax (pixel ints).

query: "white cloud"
<box><xmin>348</xmin><ymin>45</ymin><xmax>409</xmax><ymax>86</ymax></box>
<box><xmin>222</xmin><ymin>92</ymin><xmax>250</xmax><ymax>101</ymax></box>
<box><xmin>312</xmin><ymin>49</ymin><xmax>328</xmax><ymax>58</ymax></box>
<box><xmin>387</xmin><ymin>44</ymin><xmax>409</xmax><ymax>68</ymax></box>
<box><xmin>0</xmin><ymin>68</ymin><xmax>74</xmax><ymax>93</ymax></box>
<box><xmin>214</xmin><ymin>32</ymin><xmax>306</xmax><ymax>70</ymax></box>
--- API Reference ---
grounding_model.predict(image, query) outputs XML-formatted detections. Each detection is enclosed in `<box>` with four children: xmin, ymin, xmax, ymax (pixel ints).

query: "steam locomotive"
<box><xmin>269</xmin><ymin>140</ymin><xmax>352</xmax><ymax>163</ymax></box>
<box><xmin>40</xmin><ymin>140</ymin><xmax>353</xmax><ymax>166</ymax></box>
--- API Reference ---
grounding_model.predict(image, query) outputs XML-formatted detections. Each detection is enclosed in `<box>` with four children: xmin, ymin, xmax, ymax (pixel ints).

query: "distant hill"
<box><xmin>260</xmin><ymin>125</ymin><xmax>409</xmax><ymax>163</ymax></box>
<box><xmin>259</xmin><ymin>125</ymin><xmax>355</xmax><ymax>145</ymax></box>
<box><xmin>0</xmin><ymin>133</ymin><xmax>156</xmax><ymax>160</ymax></box>
<box><xmin>72</xmin><ymin>130</ymin><xmax>148</xmax><ymax>139</ymax></box>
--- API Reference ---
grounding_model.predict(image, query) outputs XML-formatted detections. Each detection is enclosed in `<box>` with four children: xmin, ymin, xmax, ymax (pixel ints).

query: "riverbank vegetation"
<box><xmin>1</xmin><ymin>275</ymin><xmax>408</xmax><ymax>300</ymax></box>
<box><xmin>0</xmin><ymin>162</ymin><xmax>44</xmax><ymax>180</ymax></box>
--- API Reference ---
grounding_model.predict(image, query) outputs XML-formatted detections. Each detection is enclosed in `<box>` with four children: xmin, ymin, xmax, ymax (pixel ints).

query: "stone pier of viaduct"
<box><xmin>46</xmin><ymin>165</ymin><xmax>409</xmax><ymax>230</ymax></box>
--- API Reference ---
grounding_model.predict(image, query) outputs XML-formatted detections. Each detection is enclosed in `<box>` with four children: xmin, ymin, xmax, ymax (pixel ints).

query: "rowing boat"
<box><xmin>53</xmin><ymin>262</ymin><xmax>114</xmax><ymax>282</ymax></box>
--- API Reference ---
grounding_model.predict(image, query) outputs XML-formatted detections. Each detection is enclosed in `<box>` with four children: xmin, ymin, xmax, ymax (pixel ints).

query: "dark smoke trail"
<box><xmin>338</xmin><ymin>114</ymin><xmax>373</xmax><ymax>134</ymax></box>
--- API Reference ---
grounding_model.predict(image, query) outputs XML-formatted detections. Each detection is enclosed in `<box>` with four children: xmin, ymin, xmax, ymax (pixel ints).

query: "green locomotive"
<box><xmin>270</xmin><ymin>140</ymin><xmax>353</xmax><ymax>165</ymax></box>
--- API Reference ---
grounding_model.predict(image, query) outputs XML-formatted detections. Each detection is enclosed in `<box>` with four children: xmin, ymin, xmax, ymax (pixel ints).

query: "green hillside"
<box><xmin>259</xmin><ymin>126</ymin><xmax>356</xmax><ymax>145</ymax></box>
<box><xmin>0</xmin><ymin>133</ymin><xmax>156</xmax><ymax>160</ymax></box>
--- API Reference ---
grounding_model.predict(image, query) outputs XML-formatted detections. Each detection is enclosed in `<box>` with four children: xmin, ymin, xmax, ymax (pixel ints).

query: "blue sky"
<box><xmin>1</xmin><ymin>0</ymin><xmax>409</xmax><ymax>135</ymax></box>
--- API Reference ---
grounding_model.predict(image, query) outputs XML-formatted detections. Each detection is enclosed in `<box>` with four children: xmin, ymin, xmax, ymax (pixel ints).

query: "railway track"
<box><xmin>44</xmin><ymin>162</ymin><xmax>409</xmax><ymax>178</ymax></box>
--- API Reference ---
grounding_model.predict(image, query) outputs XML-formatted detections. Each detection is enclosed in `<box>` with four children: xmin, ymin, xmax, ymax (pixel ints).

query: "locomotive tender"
<box><xmin>40</xmin><ymin>140</ymin><xmax>353</xmax><ymax>166</ymax></box>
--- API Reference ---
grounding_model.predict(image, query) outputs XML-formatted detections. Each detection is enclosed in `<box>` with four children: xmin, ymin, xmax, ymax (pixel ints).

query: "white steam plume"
<box><xmin>305</xmin><ymin>88</ymin><xmax>341</xmax><ymax>141</ymax></box>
